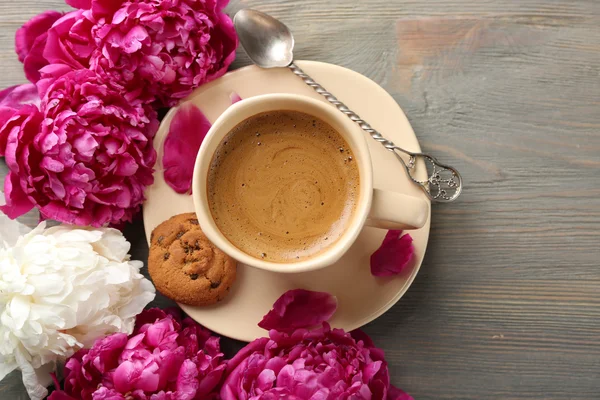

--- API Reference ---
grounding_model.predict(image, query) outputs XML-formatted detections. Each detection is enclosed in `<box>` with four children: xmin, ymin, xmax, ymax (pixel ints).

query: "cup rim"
<box><xmin>192</xmin><ymin>93</ymin><xmax>373</xmax><ymax>273</ymax></box>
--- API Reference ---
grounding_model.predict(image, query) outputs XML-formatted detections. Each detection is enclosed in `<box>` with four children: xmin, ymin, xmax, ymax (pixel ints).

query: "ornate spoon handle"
<box><xmin>288</xmin><ymin>62</ymin><xmax>463</xmax><ymax>203</ymax></box>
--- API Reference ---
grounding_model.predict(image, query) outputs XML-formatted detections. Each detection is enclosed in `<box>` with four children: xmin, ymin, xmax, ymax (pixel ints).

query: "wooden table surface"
<box><xmin>1</xmin><ymin>1</ymin><xmax>599</xmax><ymax>399</ymax></box>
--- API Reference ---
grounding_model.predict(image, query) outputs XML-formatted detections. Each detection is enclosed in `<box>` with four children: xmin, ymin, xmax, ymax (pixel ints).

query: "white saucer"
<box><xmin>143</xmin><ymin>61</ymin><xmax>431</xmax><ymax>342</ymax></box>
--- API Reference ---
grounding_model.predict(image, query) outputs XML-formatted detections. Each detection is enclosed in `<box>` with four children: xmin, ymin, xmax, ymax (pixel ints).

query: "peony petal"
<box><xmin>134</xmin><ymin>362</ymin><xmax>160</xmax><ymax>392</ymax></box>
<box><xmin>41</xmin><ymin>156</ymin><xmax>65</xmax><ymax>172</ymax></box>
<box><xmin>230</xmin><ymin>92</ymin><xmax>242</xmax><ymax>104</ymax></box>
<box><xmin>387</xmin><ymin>385</ymin><xmax>414</xmax><ymax>400</ymax></box>
<box><xmin>256</xmin><ymin>369</ymin><xmax>276</xmax><ymax>390</ymax></box>
<box><xmin>258</xmin><ymin>289</ymin><xmax>338</xmax><ymax>332</ymax></box>
<box><xmin>91</xmin><ymin>0</ymin><xmax>124</xmax><ymax>17</ymax></box>
<box><xmin>175</xmin><ymin>359</ymin><xmax>199</xmax><ymax>400</ymax></box>
<box><xmin>47</xmin><ymin>391</ymin><xmax>78</xmax><ymax>400</ymax></box>
<box><xmin>15</xmin><ymin>350</ymin><xmax>49</xmax><ymax>400</ymax></box>
<box><xmin>121</xmin><ymin>26</ymin><xmax>149</xmax><ymax>54</ymax></box>
<box><xmin>90</xmin><ymin>387</ymin><xmax>127</xmax><ymax>399</ymax></box>
<box><xmin>162</xmin><ymin>103</ymin><xmax>211</xmax><ymax>194</ymax></box>
<box><xmin>222</xmin><ymin>337</ymin><xmax>270</xmax><ymax>379</ymax></box>
<box><xmin>15</xmin><ymin>11</ymin><xmax>62</xmax><ymax>63</ymax></box>
<box><xmin>112</xmin><ymin>360</ymin><xmax>137</xmax><ymax>393</ymax></box>
<box><xmin>23</xmin><ymin>36</ymin><xmax>51</xmax><ymax>83</ymax></box>
<box><xmin>72</xmin><ymin>132</ymin><xmax>99</xmax><ymax>158</ymax></box>
<box><xmin>115</xmin><ymin>153</ymin><xmax>139</xmax><ymax>177</ymax></box>
<box><xmin>196</xmin><ymin>364</ymin><xmax>226</xmax><ymax>398</ymax></box>
<box><xmin>0</xmin><ymin>84</ymin><xmax>40</xmax><ymax>109</ymax></box>
<box><xmin>64</xmin><ymin>0</ymin><xmax>91</xmax><ymax>9</ymax></box>
<box><xmin>370</xmin><ymin>230</ymin><xmax>414</xmax><ymax>277</ymax></box>
<box><xmin>36</xmin><ymin>63</ymin><xmax>75</xmax><ymax>97</ymax></box>
<box><xmin>132</xmin><ymin>308</ymin><xmax>170</xmax><ymax>333</ymax></box>
<box><xmin>43</xmin><ymin>11</ymin><xmax>90</xmax><ymax>69</ymax></box>
<box><xmin>205</xmin><ymin>12</ymin><xmax>238</xmax><ymax>83</ymax></box>
<box><xmin>157</xmin><ymin>346</ymin><xmax>186</xmax><ymax>388</ymax></box>
<box><xmin>144</xmin><ymin>317</ymin><xmax>176</xmax><ymax>347</ymax></box>
<box><xmin>0</xmin><ymin>107</ymin><xmax>16</xmax><ymax>133</ymax></box>
<box><xmin>0</xmin><ymin>172</ymin><xmax>35</xmax><ymax>219</ymax></box>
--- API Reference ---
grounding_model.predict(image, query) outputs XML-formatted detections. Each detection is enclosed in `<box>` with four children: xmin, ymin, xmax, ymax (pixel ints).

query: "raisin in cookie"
<box><xmin>149</xmin><ymin>213</ymin><xmax>236</xmax><ymax>306</ymax></box>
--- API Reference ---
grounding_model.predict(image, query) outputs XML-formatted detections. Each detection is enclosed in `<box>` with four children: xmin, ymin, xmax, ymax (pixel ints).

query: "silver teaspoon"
<box><xmin>233</xmin><ymin>9</ymin><xmax>463</xmax><ymax>202</ymax></box>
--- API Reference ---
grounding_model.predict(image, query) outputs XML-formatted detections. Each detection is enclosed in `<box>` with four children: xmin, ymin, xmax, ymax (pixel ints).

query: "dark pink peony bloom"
<box><xmin>259</xmin><ymin>289</ymin><xmax>338</xmax><ymax>333</ymax></box>
<box><xmin>15</xmin><ymin>11</ymin><xmax>63</xmax><ymax>82</ymax></box>
<box><xmin>0</xmin><ymin>68</ymin><xmax>157</xmax><ymax>226</ymax></box>
<box><xmin>221</xmin><ymin>323</ymin><xmax>413</xmax><ymax>400</ymax></box>
<box><xmin>48</xmin><ymin>308</ymin><xmax>226</xmax><ymax>400</ymax></box>
<box><xmin>370</xmin><ymin>230</ymin><xmax>415</xmax><ymax>277</ymax></box>
<box><xmin>65</xmin><ymin>0</ymin><xmax>238</xmax><ymax>107</ymax></box>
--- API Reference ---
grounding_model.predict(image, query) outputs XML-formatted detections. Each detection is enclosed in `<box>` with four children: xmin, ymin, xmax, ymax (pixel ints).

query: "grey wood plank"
<box><xmin>1</xmin><ymin>0</ymin><xmax>599</xmax><ymax>399</ymax></box>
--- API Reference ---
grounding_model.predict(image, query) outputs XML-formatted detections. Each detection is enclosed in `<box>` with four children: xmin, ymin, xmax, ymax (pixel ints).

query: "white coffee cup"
<box><xmin>193</xmin><ymin>94</ymin><xmax>428</xmax><ymax>273</ymax></box>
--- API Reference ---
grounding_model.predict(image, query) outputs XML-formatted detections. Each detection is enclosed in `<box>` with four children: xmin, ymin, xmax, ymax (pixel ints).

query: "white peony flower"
<box><xmin>0</xmin><ymin>222</ymin><xmax>155</xmax><ymax>400</ymax></box>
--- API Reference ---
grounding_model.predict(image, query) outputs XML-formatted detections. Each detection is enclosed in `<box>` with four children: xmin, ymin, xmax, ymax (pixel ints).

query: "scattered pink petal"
<box><xmin>0</xmin><ymin>84</ymin><xmax>40</xmax><ymax>109</ymax></box>
<box><xmin>370</xmin><ymin>230</ymin><xmax>414</xmax><ymax>277</ymax></box>
<box><xmin>163</xmin><ymin>103</ymin><xmax>211</xmax><ymax>194</ymax></box>
<box><xmin>258</xmin><ymin>289</ymin><xmax>338</xmax><ymax>332</ymax></box>
<box><xmin>229</xmin><ymin>92</ymin><xmax>242</xmax><ymax>104</ymax></box>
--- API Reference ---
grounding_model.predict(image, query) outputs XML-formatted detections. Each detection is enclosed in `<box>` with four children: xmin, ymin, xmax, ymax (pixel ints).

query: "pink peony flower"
<box><xmin>0</xmin><ymin>68</ymin><xmax>157</xmax><ymax>226</ymax></box>
<box><xmin>49</xmin><ymin>308</ymin><xmax>226</xmax><ymax>400</ymax></box>
<box><xmin>64</xmin><ymin>0</ymin><xmax>238</xmax><ymax>107</ymax></box>
<box><xmin>221</xmin><ymin>323</ymin><xmax>413</xmax><ymax>400</ymax></box>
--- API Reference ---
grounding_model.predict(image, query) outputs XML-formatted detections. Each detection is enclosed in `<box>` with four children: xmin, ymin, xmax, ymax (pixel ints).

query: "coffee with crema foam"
<box><xmin>207</xmin><ymin>110</ymin><xmax>359</xmax><ymax>263</ymax></box>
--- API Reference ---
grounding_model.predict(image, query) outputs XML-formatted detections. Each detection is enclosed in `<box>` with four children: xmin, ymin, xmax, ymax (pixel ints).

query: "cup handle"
<box><xmin>365</xmin><ymin>188</ymin><xmax>429</xmax><ymax>230</ymax></box>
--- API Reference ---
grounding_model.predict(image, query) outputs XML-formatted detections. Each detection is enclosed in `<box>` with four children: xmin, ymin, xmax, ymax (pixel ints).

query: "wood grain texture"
<box><xmin>1</xmin><ymin>0</ymin><xmax>599</xmax><ymax>399</ymax></box>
